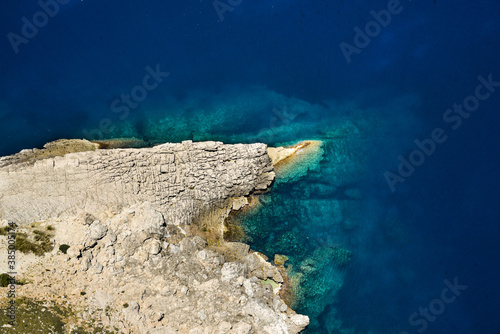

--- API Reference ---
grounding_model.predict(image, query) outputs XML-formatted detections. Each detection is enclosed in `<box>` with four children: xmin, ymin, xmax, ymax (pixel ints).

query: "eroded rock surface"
<box><xmin>0</xmin><ymin>139</ymin><xmax>309</xmax><ymax>333</ymax></box>
<box><xmin>0</xmin><ymin>202</ymin><xmax>309</xmax><ymax>333</ymax></box>
<box><xmin>0</xmin><ymin>140</ymin><xmax>275</xmax><ymax>226</ymax></box>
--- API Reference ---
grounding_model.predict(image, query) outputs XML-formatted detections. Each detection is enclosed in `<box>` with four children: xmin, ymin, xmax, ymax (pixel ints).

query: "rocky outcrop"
<box><xmin>0</xmin><ymin>140</ymin><xmax>275</xmax><ymax>226</ymax></box>
<box><xmin>1</xmin><ymin>202</ymin><xmax>308</xmax><ymax>333</ymax></box>
<box><xmin>0</xmin><ymin>139</ymin><xmax>309</xmax><ymax>333</ymax></box>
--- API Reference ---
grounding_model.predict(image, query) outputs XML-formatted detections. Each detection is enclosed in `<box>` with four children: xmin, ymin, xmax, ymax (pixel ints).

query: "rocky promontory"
<box><xmin>0</xmin><ymin>139</ymin><xmax>275</xmax><ymax>227</ymax></box>
<box><xmin>0</xmin><ymin>139</ymin><xmax>309</xmax><ymax>333</ymax></box>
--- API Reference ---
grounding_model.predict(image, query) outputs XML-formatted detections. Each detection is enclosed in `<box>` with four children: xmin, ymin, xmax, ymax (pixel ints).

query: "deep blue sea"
<box><xmin>1</xmin><ymin>1</ymin><xmax>500</xmax><ymax>333</ymax></box>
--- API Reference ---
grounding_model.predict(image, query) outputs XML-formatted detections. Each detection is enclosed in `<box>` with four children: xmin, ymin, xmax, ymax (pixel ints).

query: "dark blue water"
<box><xmin>1</xmin><ymin>1</ymin><xmax>499</xmax><ymax>333</ymax></box>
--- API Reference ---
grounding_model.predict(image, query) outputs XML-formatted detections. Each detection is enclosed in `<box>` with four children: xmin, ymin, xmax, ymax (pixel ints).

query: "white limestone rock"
<box><xmin>0</xmin><ymin>140</ymin><xmax>310</xmax><ymax>334</ymax></box>
<box><xmin>0</xmin><ymin>140</ymin><xmax>275</xmax><ymax>226</ymax></box>
<box><xmin>290</xmin><ymin>314</ymin><xmax>310</xmax><ymax>327</ymax></box>
<box><xmin>221</xmin><ymin>262</ymin><xmax>248</xmax><ymax>282</ymax></box>
<box><xmin>89</xmin><ymin>220</ymin><xmax>108</xmax><ymax>240</ymax></box>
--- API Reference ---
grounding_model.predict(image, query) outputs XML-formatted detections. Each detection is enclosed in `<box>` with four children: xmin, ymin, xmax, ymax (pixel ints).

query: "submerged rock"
<box><xmin>274</xmin><ymin>254</ymin><xmax>290</xmax><ymax>266</ymax></box>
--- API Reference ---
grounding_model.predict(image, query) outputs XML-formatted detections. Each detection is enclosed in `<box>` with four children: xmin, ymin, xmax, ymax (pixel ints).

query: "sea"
<box><xmin>1</xmin><ymin>1</ymin><xmax>499</xmax><ymax>333</ymax></box>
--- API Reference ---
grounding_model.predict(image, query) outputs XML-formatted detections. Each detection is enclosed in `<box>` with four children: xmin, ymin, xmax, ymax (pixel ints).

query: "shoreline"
<box><xmin>0</xmin><ymin>138</ymin><xmax>314</xmax><ymax>333</ymax></box>
<box><xmin>222</xmin><ymin>140</ymin><xmax>325</xmax><ymax>312</ymax></box>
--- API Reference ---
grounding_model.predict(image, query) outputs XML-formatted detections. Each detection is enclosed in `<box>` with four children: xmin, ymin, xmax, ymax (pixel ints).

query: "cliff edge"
<box><xmin>0</xmin><ymin>139</ymin><xmax>274</xmax><ymax>226</ymax></box>
<box><xmin>0</xmin><ymin>139</ymin><xmax>309</xmax><ymax>334</ymax></box>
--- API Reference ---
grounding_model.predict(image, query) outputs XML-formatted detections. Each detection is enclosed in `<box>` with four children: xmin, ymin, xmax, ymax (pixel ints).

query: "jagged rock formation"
<box><xmin>0</xmin><ymin>139</ymin><xmax>309</xmax><ymax>333</ymax></box>
<box><xmin>0</xmin><ymin>203</ymin><xmax>308</xmax><ymax>333</ymax></box>
<box><xmin>0</xmin><ymin>140</ymin><xmax>275</xmax><ymax>226</ymax></box>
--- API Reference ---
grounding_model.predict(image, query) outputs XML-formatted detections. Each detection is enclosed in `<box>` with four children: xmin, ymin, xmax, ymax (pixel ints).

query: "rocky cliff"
<box><xmin>0</xmin><ymin>139</ymin><xmax>275</xmax><ymax>226</ymax></box>
<box><xmin>0</xmin><ymin>139</ymin><xmax>309</xmax><ymax>334</ymax></box>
